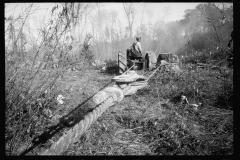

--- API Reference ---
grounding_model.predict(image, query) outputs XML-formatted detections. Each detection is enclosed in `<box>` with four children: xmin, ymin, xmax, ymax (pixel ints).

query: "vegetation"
<box><xmin>5</xmin><ymin>3</ymin><xmax>233</xmax><ymax>155</ymax></box>
<box><xmin>65</xmin><ymin>55</ymin><xmax>233</xmax><ymax>155</ymax></box>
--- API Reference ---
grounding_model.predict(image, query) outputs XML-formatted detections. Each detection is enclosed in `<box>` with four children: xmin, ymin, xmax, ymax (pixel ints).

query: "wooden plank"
<box><xmin>119</xmin><ymin>61</ymin><xmax>127</xmax><ymax>65</ymax></box>
<box><xmin>118</xmin><ymin>52</ymin><xmax>127</xmax><ymax>74</ymax></box>
<box><xmin>118</xmin><ymin>54</ymin><xmax>126</xmax><ymax>58</ymax></box>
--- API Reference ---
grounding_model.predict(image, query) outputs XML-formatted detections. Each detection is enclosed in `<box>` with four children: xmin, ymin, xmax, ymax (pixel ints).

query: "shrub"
<box><xmin>104</xmin><ymin>60</ymin><xmax>119</xmax><ymax>75</ymax></box>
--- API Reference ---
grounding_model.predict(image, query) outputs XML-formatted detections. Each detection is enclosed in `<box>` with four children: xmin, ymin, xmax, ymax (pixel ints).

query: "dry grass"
<box><xmin>5</xmin><ymin>48</ymin><xmax>95</xmax><ymax>155</ymax></box>
<box><xmin>5</xmin><ymin>6</ymin><xmax>96</xmax><ymax>154</ymax></box>
<box><xmin>6</xmin><ymin>49</ymin><xmax>233</xmax><ymax>156</ymax></box>
<box><xmin>64</xmin><ymin>59</ymin><xmax>233</xmax><ymax>156</ymax></box>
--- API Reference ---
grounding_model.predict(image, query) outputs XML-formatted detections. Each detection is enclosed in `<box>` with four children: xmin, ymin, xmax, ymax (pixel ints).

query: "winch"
<box><xmin>111</xmin><ymin>70</ymin><xmax>148</xmax><ymax>96</ymax></box>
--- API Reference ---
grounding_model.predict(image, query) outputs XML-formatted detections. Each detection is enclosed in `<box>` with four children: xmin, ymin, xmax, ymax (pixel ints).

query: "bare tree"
<box><xmin>154</xmin><ymin>7</ymin><xmax>171</xmax><ymax>53</ymax></box>
<box><xmin>140</xmin><ymin>4</ymin><xmax>147</xmax><ymax>27</ymax></box>
<box><xmin>110</xmin><ymin>10</ymin><xmax>118</xmax><ymax>43</ymax></box>
<box><xmin>161</xmin><ymin>6</ymin><xmax>171</xmax><ymax>22</ymax></box>
<box><xmin>146</xmin><ymin>8</ymin><xmax>154</xmax><ymax>49</ymax></box>
<box><xmin>123</xmin><ymin>3</ymin><xmax>136</xmax><ymax>40</ymax></box>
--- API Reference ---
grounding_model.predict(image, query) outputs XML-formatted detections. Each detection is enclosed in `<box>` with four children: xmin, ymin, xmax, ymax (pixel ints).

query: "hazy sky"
<box><xmin>5</xmin><ymin>3</ymin><xmax>200</xmax><ymax>42</ymax></box>
<box><xmin>103</xmin><ymin>3</ymin><xmax>200</xmax><ymax>23</ymax></box>
<box><xmin>5</xmin><ymin>3</ymin><xmax>200</xmax><ymax>23</ymax></box>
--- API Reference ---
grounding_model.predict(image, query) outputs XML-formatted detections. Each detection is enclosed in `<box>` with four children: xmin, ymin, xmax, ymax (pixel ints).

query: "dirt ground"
<box><xmin>32</xmin><ymin>67</ymin><xmax>154</xmax><ymax>155</ymax></box>
<box><xmin>24</xmin><ymin>65</ymin><xmax>232</xmax><ymax>156</ymax></box>
<box><xmin>19</xmin><ymin>68</ymin><xmax>115</xmax><ymax>155</ymax></box>
<box><xmin>58</xmin><ymin>68</ymin><xmax>168</xmax><ymax>155</ymax></box>
<box><xmin>61</xmin><ymin>66</ymin><xmax>232</xmax><ymax>156</ymax></box>
<box><xmin>56</xmin><ymin>68</ymin><xmax>114</xmax><ymax>114</ymax></box>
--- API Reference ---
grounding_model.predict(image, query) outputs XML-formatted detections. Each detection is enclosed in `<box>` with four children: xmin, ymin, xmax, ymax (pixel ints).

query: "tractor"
<box><xmin>118</xmin><ymin>48</ymin><xmax>180</xmax><ymax>74</ymax></box>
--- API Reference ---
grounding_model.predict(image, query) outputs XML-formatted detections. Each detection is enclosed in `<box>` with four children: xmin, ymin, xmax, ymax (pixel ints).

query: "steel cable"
<box><xmin>40</xmin><ymin>95</ymin><xmax>115</xmax><ymax>155</ymax></box>
<box><xmin>39</xmin><ymin>62</ymin><xmax>170</xmax><ymax>155</ymax></box>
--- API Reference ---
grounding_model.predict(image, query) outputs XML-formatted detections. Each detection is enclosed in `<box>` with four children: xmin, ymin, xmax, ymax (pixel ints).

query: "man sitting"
<box><xmin>127</xmin><ymin>37</ymin><xmax>143</xmax><ymax>61</ymax></box>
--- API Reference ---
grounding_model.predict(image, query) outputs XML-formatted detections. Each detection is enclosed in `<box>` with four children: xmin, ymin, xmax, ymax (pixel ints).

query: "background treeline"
<box><xmin>5</xmin><ymin>3</ymin><xmax>233</xmax><ymax>64</ymax></box>
<box><xmin>90</xmin><ymin>3</ymin><xmax>233</xmax><ymax>59</ymax></box>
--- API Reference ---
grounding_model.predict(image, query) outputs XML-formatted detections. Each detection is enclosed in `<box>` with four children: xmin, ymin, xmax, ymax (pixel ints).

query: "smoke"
<box><xmin>155</xmin><ymin>21</ymin><xmax>189</xmax><ymax>55</ymax></box>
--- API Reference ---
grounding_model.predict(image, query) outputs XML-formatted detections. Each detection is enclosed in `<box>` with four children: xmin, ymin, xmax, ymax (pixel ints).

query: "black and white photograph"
<box><xmin>5</xmin><ymin>2</ymin><xmax>233</xmax><ymax>156</ymax></box>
